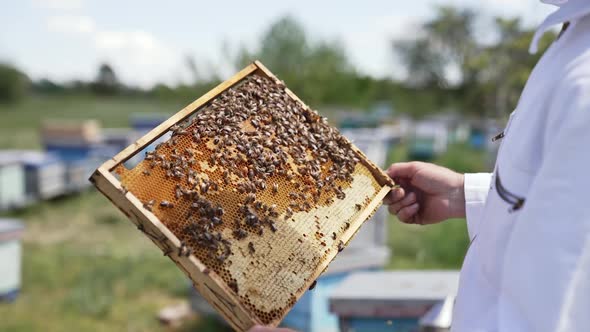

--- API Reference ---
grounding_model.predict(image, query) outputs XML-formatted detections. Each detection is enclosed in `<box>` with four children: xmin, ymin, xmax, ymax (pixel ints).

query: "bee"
<box><xmin>203</xmin><ymin>267</ymin><xmax>210</xmax><ymax>275</ymax></box>
<box><xmin>228</xmin><ymin>280</ymin><xmax>239</xmax><ymax>293</ymax></box>
<box><xmin>216</xmin><ymin>254</ymin><xmax>227</xmax><ymax>263</ymax></box>
<box><xmin>178</xmin><ymin>241</ymin><xmax>188</xmax><ymax>256</ymax></box>
<box><xmin>170</xmin><ymin>124</ymin><xmax>181</xmax><ymax>133</ymax></box>
<box><xmin>143</xmin><ymin>199</ymin><xmax>155</xmax><ymax>211</ymax></box>
<box><xmin>309</xmin><ymin>280</ymin><xmax>317</xmax><ymax>291</ymax></box>
<box><xmin>119</xmin><ymin>185</ymin><xmax>128</xmax><ymax>195</ymax></box>
<box><xmin>160</xmin><ymin>200</ymin><xmax>174</xmax><ymax>208</ymax></box>
<box><xmin>338</xmin><ymin>241</ymin><xmax>345</xmax><ymax>253</ymax></box>
<box><xmin>245</xmin><ymin>193</ymin><xmax>256</xmax><ymax>204</ymax></box>
<box><xmin>200</xmin><ymin>182</ymin><xmax>209</xmax><ymax>195</ymax></box>
<box><xmin>343</xmin><ymin>222</ymin><xmax>350</xmax><ymax>230</ymax></box>
<box><xmin>215</xmin><ymin>206</ymin><xmax>224</xmax><ymax>217</ymax></box>
<box><xmin>332</xmin><ymin>232</ymin><xmax>337</xmax><ymax>240</ymax></box>
<box><xmin>272</xmin><ymin>183</ymin><xmax>279</xmax><ymax>194</ymax></box>
<box><xmin>233</xmin><ymin>228</ymin><xmax>247</xmax><ymax>240</ymax></box>
<box><xmin>142</xmin><ymin>169</ymin><xmax>151</xmax><ymax>176</ymax></box>
<box><xmin>210</xmin><ymin>182</ymin><xmax>218</xmax><ymax>192</ymax></box>
<box><xmin>211</xmin><ymin>217</ymin><xmax>221</xmax><ymax>225</ymax></box>
<box><xmin>269</xmin><ymin>221</ymin><xmax>277</xmax><ymax>232</ymax></box>
<box><xmin>192</xmin><ymin>131</ymin><xmax>201</xmax><ymax>143</ymax></box>
<box><xmin>248</xmin><ymin>242</ymin><xmax>255</xmax><ymax>254</ymax></box>
<box><xmin>355</xmin><ymin>204</ymin><xmax>362</xmax><ymax>211</ymax></box>
<box><xmin>289</xmin><ymin>192</ymin><xmax>298</xmax><ymax>200</ymax></box>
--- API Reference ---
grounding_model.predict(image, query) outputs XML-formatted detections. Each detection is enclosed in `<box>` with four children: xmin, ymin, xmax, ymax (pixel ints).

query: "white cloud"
<box><xmin>92</xmin><ymin>30</ymin><xmax>179</xmax><ymax>87</ymax></box>
<box><xmin>45</xmin><ymin>15</ymin><xmax>179</xmax><ymax>87</ymax></box>
<box><xmin>32</xmin><ymin>0</ymin><xmax>84</xmax><ymax>10</ymax></box>
<box><xmin>46</xmin><ymin>15</ymin><xmax>95</xmax><ymax>34</ymax></box>
<box><xmin>94</xmin><ymin>30</ymin><xmax>175</xmax><ymax>67</ymax></box>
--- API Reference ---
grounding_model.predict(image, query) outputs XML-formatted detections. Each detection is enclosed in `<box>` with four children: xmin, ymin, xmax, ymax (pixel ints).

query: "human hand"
<box><xmin>384</xmin><ymin>162</ymin><xmax>465</xmax><ymax>225</ymax></box>
<box><xmin>248</xmin><ymin>325</ymin><xmax>297</xmax><ymax>332</ymax></box>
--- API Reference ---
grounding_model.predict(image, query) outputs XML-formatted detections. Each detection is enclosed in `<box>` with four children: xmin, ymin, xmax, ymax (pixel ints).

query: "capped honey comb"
<box><xmin>90</xmin><ymin>61</ymin><xmax>394</xmax><ymax>331</ymax></box>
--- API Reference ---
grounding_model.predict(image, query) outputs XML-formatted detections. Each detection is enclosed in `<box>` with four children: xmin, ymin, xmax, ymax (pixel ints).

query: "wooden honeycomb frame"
<box><xmin>89</xmin><ymin>61</ymin><xmax>394</xmax><ymax>331</ymax></box>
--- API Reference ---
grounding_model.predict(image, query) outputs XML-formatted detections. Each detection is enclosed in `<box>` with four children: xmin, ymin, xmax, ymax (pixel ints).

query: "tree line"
<box><xmin>0</xmin><ymin>6</ymin><xmax>555</xmax><ymax>118</ymax></box>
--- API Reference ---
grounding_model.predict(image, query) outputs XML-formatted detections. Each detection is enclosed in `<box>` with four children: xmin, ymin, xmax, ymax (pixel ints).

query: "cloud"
<box><xmin>32</xmin><ymin>0</ymin><xmax>84</xmax><ymax>10</ymax></box>
<box><xmin>45</xmin><ymin>15</ymin><xmax>179</xmax><ymax>87</ymax></box>
<box><xmin>94</xmin><ymin>30</ymin><xmax>175</xmax><ymax>67</ymax></box>
<box><xmin>46</xmin><ymin>15</ymin><xmax>95</xmax><ymax>34</ymax></box>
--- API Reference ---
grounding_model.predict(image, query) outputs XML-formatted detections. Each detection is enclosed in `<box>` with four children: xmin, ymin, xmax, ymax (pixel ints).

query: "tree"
<box><xmin>234</xmin><ymin>15</ymin><xmax>359</xmax><ymax>106</ymax></box>
<box><xmin>0</xmin><ymin>63</ymin><xmax>29</xmax><ymax>103</ymax></box>
<box><xmin>392</xmin><ymin>6</ymin><xmax>555</xmax><ymax>117</ymax></box>
<box><xmin>92</xmin><ymin>63</ymin><xmax>120</xmax><ymax>95</ymax></box>
<box><xmin>394</xmin><ymin>6</ymin><xmax>477</xmax><ymax>88</ymax></box>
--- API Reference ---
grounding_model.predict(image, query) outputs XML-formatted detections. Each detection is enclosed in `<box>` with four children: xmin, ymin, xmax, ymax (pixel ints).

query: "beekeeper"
<box><xmin>385</xmin><ymin>1</ymin><xmax>590</xmax><ymax>331</ymax></box>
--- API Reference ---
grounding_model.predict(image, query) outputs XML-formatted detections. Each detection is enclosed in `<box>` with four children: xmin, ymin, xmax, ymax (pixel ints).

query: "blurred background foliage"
<box><xmin>2</xmin><ymin>6</ymin><xmax>555</xmax><ymax>118</ymax></box>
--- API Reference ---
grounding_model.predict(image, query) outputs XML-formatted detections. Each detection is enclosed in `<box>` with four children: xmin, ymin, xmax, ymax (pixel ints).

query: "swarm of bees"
<box><xmin>136</xmin><ymin>75</ymin><xmax>360</xmax><ymax>270</ymax></box>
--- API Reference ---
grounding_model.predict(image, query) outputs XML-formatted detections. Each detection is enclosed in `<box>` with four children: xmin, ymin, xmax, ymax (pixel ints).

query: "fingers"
<box><xmin>383</xmin><ymin>186</ymin><xmax>405</xmax><ymax>205</ymax></box>
<box><xmin>386</xmin><ymin>162</ymin><xmax>420</xmax><ymax>180</ymax></box>
<box><xmin>397</xmin><ymin>203</ymin><xmax>420</xmax><ymax>223</ymax></box>
<box><xmin>387</xmin><ymin>191</ymin><xmax>416</xmax><ymax>215</ymax></box>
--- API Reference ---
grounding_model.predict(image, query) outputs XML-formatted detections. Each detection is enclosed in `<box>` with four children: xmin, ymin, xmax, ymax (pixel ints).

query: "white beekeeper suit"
<box><xmin>452</xmin><ymin>0</ymin><xmax>590</xmax><ymax>331</ymax></box>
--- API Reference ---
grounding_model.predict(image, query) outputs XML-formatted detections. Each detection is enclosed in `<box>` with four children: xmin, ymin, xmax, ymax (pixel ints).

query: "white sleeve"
<box><xmin>500</xmin><ymin>78</ymin><xmax>590</xmax><ymax>332</ymax></box>
<box><xmin>463</xmin><ymin>173</ymin><xmax>492</xmax><ymax>240</ymax></box>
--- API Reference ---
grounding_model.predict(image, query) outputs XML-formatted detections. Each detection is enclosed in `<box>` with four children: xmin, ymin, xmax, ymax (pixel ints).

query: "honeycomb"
<box><xmin>114</xmin><ymin>74</ymin><xmax>387</xmax><ymax>325</ymax></box>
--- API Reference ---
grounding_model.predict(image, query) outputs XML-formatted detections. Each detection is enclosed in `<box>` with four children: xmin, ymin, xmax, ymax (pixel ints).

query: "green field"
<box><xmin>0</xmin><ymin>95</ymin><xmax>489</xmax><ymax>331</ymax></box>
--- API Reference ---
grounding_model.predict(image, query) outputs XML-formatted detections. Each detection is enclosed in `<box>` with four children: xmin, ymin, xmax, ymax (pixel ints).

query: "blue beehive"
<box><xmin>130</xmin><ymin>113</ymin><xmax>169</xmax><ymax>135</ymax></box>
<box><xmin>17</xmin><ymin>150</ymin><xmax>67</xmax><ymax>200</ymax></box>
<box><xmin>329</xmin><ymin>271</ymin><xmax>459</xmax><ymax>332</ymax></box>
<box><xmin>65</xmin><ymin>157</ymin><xmax>100</xmax><ymax>193</ymax></box>
<box><xmin>0</xmin><ymin>218</ymin><xmax>24</xmax><ymax>302</ymax></box>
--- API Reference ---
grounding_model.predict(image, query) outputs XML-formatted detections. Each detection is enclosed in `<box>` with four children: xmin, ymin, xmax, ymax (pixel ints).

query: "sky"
<box><xmin>0</xmin><ymin>0</ymin><xmax>555</xmax><ymax>88</ymax></box>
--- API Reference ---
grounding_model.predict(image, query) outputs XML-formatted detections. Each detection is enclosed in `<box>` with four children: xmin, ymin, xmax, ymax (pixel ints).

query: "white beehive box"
<box><xmin>0</xmin><ymin>219</ymin><xmax>24</xmax><ymax>302</ymax></box>
<box><xmin>18</xmin><ymin>151</ymin><xmax>67</xmax><ymax>200</ymax></box>
<box><xmin>0</xmin><ymin>155</ymin><xmax>26</xmax><ymax>211</ymax></box>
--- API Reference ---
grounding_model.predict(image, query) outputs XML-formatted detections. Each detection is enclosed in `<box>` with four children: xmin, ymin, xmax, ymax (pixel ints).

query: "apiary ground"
<box><xmin>114</xmin><ymin>74</ymin><xmax>386</xmax><ymax>325</ymax></box>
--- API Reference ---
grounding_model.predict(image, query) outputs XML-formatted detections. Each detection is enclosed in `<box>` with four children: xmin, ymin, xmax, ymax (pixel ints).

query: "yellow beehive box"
<box><xmin>89</xmin><ymin>61</ymin><xmax>394</xmax><ymax>331</ymax></box>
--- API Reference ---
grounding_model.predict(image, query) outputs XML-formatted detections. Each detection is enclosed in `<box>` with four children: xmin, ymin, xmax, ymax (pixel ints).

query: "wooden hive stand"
<box><xmin>90</xmin><ymin>61</ymin><xmax>394</xmax><ymax>331</ymax></box>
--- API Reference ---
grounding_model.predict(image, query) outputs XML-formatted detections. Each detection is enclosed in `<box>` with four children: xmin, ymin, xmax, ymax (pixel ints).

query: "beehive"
<box><xmin>90</xmin><ymin>61</ymin><xmax>394</xmax><ymax>331</ymax></box>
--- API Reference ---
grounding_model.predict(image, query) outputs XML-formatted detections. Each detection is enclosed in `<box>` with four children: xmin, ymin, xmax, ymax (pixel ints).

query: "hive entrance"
<box><xmin>95</xmin><ymin>64</ymin><xmax>393</xmax><ymax>329</ymax></box>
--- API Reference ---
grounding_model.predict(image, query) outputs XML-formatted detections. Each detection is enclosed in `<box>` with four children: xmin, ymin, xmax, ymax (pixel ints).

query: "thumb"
<box><xmin>386</xmin><ymin>162</ymin><xmax>420</xmax><ymax>180</ymax></box>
